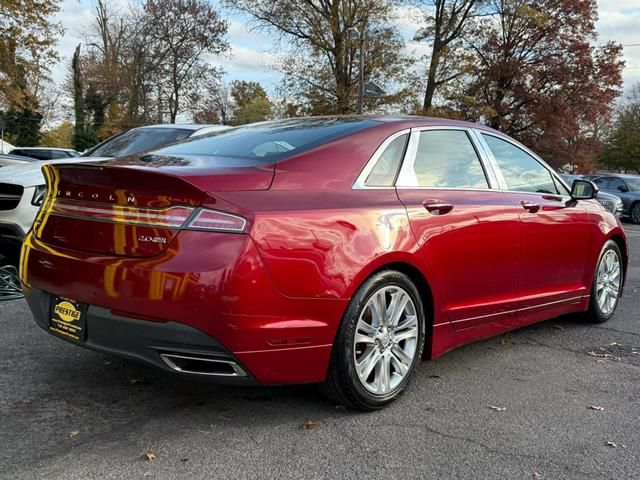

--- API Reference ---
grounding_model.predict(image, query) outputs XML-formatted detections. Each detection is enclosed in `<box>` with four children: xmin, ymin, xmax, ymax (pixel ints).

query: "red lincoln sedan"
<box><xmin>21</xmin><ymin>117</ymin><xmax>627</xmax><ymax>410</ymax></box>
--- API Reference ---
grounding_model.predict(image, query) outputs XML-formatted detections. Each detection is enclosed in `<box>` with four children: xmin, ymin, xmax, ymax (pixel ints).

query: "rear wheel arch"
<box><xmin>344</xmin><ymin>260</ymin><xmax>435</xmax><ymax>357</ymax></box>
<box><xmin>609</xmin><ymin>234</ymin><xmax>627</xmax><ymax>267</ymax></box>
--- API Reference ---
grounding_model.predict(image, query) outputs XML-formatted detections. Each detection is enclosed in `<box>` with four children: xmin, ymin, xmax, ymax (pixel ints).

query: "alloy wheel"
<box><xmin>353</xmin><ymin>286</ymin><xmax>419</xmax><ymax>395</ymax></box>
<box><xmin>595</xmin><ymin>249</ymin><xmax>622</xmax><ymax>315</ymax></box>
<box><xmin>632</xmin><ymin>203</ymin><xmax>640</xmax><ymax>224</ymax></box>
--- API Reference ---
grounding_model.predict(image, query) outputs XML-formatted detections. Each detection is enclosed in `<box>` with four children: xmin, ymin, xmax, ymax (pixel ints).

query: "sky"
<box><xmin>51</xmin><ymin>0</ymin><xmax>640</xmax><ymax>101</ymax></box>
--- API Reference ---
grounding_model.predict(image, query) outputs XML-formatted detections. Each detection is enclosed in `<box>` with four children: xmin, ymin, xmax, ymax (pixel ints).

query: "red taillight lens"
<box><xmin>185</xmin><ymin>209</ymin><xmax>247</xmax><ymax>232</ymax></box>
<box><xmin>52</xmin><ymin>200</ymin><xmax>194</xmax><ymax>228</ymax></box>
<box><xmin>50</xmin><ymin>200</ymin><xmax>247</xmax><ymax>233</ymax></box>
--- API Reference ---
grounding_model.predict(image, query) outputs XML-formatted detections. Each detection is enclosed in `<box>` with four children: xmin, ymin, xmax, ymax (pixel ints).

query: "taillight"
<box><xmin>49</xmin><ymin>199</ymin><xmax>247</xmax><ymax>232</ymax></box>
<box><xmin>185</xmin><ymin>209</ymin><xmax>247</xmax><ymax>233</ymax></box>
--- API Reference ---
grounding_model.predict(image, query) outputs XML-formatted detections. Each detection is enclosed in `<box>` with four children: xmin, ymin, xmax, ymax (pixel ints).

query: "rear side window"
<box><xmin>86</xmin><ymin>128</ymin><xmax>193</xmax><ymax>158</ymax></box>
<box><xmin>364</xmin><ymin>134</ymin><xmax>408</xmax><ymax>186</ymax></box>
<box><xmin>150</xmin><ymin>118</ymin><xmax>379</xmax><ymax>164</ymax></box>
<box><xmin>13</xmin><ymin>149</ymin><xmax>50</xmax><ymax>160</ymax></box>
<box><xmin>398</xmin><ymin>130</ymin><xmax>488</xmax><ymax>188</ymax></box>
<box><xmin>482</xmin><ymin>134</ymin><xmax>558</xmax><ymax>194</ymax></box>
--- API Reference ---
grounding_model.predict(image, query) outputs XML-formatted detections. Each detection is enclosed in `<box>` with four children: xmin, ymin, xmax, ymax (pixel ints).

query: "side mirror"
<box><xmin>618</xmin><ymin>185</ymin><xmax>629</xmax><ymax>193</ymax></box>
<box><xmin>571</xmin><ymin>179</ymin><xmax>598</xmax><ymax>200</ymax></box>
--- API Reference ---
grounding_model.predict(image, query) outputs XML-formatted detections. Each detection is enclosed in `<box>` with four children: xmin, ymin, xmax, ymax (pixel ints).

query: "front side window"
<box><xmin>482</xmin><ymin>134</ymin><xmax>558</xmax><ymax>194</ymax></box>
<box><xmin>593</xmin><ymin>177</ymin><xmax>610</xmax><ymax>189</ymax></box>
<box><xmin>364</xmin><ymin>134</ymin><xmax>408</xmax><ymax>187</ymax></box>
<box><xmin>608</xmin><ymin>178</ymin><xmax>628</xmax><ymax>192</ymax></box>
<box><xmin>398</xmin><ymin>130</ymin><xmax>488</xmax><ymax>188</ymax></box>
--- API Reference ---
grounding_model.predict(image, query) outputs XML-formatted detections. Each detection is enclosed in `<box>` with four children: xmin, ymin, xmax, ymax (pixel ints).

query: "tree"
<box><xmin>230</xmin><ymin>81</ymin><xmax>272</xmax><ymax>125</ymax></box>
<box><xmin>144</xmin><ymin>0</ymin><xmax>229</xmax><ymax>123</ymax></box>
<box><xmin>40</xmin><ymin>121</ymin><xmax>74</xmax><ymax>148</ymax></box>
<box><xmin>460</xmin><ymin>0</ymin><xmax>624</xmax><ymax>169</ymax></box>
<box><xmin>71</xmin><ymin>44</ymin><xmax>97</xmax><ymax>150</ymax></box>
<box><xmin>193</xmin><ymin>78</ymin><xmax>235</xmax><ymax>125</ymax></box>
<box><xmin>600</xmin><ymin>85</ymin><xmax>640</xmax><ymax>174</ymax></box>
<box><xmin>227</xmin><ymin>0</ymin><xmax>415</xmax><ymax>114</ymax></box>
<box><xmin>407</xmin><ymin>0</ymin><xmax>483</xmax><ymax>112</ymax></box>
<box><xmin>0</xmin><ymin>107</ymin><xmax>42</xmax><ymax>146</ymax></box>
<box><xmin>0</xmin><ymin>0</ymin><xmax>63</xmax><ymax>110</ymax></box>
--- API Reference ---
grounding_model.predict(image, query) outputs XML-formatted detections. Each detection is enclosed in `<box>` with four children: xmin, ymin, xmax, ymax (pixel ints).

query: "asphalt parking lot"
<box><xmin>1</xmin><ymin>225</ymin><xmax>639</xmax><ymax>480</ymax></box>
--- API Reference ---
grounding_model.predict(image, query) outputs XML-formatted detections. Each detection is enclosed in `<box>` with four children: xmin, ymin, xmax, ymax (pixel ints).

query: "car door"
<box><xmin>395</xmin><ymin>127</ymin><xmax>521</xmax><ymax>329</ymax></box>
<box><xmin>478</xmin><ymin>133</ymin><xmax>591</xmax><ymax>312</ymax></box>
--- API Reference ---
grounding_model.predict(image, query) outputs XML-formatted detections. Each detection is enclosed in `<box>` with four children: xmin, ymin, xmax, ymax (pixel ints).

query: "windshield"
<box><xmin>84</xmin><ymin>127</ymin><xmax>194</xmax><ymax>158</ymax></box>
<box><xmin>148</xmin><ymin>118</ymin><xmax>379</xmax><ymax>163</ymax></box>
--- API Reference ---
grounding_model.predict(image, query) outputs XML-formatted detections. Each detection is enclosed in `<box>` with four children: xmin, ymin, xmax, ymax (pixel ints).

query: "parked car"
<box><xmin>561</xmin><ymin>174</ymin><xmax>623</xmax><ymax>216</ymax></box>
<box><xmin>0</xmin><ymin>153</ymin><xmax>39</xmax><ymax>167</ymax></box>
<box><xmin>10</xmin><ymin>147</ymin><xmax>80</xmax><ymax>160</ymax></box>
<box><xmin>81</xmin><ymin>124</ymin><xmax>231</xmax><ymax>158</ymax></box>
<box><xmin>591</xmin><ymin>174</ymin><xmax>640</xmax><ymax>224</ymax></box>
<box><xmin>0</xmin><ymin>124</ymin><xmax>230</xmax><ymax>265</ymax></box>
<box><xmin>21</xmin><ymin>117</ymin><xmax>627</xmax><ymax>410</ymax></box>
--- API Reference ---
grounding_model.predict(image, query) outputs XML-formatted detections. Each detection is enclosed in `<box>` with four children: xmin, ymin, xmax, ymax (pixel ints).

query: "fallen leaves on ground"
<box><xmin>553</xmin><ymin>325</ymin><xmax>565</xmax><ymax>331</ymax></box>
<box><xmin>587</xmin><ymin>350</ymin><xmax>620</xmax><ymax>361</ymax></box>
<box><xmin>69</xmin><ymin>431</ymin><xmax>80</xmax><ymax>438</ymax></box>
<box><xmin>144</xmin><ymin>452</ymin><xmax>156</xmax><ymax>461</ymax></box>
<box><xmin>488</xmin><ymin>405</ymin><xmax>506</xmax><ymax>412</ymax></box>
<box><xmin>128</xmin><ymin>377</ymin><xmax>145</xmax><ymax>385</ymax></box>
<box><xmin>303</xmin><ymin>420</ymin><xmax>321</xmax><ymax>430</ymax></box>
<box><xmin>606</xmin><ymin>441</ymin><xmax>617</xmax><ymax>448</ymax></box>
<box><xmin>590</xmin><ymin>406</ymin><xmax>605</xmax><ymax>411</ymax></box>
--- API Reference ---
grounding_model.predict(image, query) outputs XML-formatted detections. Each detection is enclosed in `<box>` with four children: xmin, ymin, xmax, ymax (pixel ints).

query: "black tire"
<box><xmin>321</xmin><ymin>270</ymin><xmax>426</xmax><ymax>411</ymax></box>
<box><xmin>583</xmin><ymin>240</ymin><xmax>623</xmax><ymax>324</ymax></box>
<box><xmin>631</xmin><ymin>202</ymin><xmax>640</xmax><ymax>225</ymax></box>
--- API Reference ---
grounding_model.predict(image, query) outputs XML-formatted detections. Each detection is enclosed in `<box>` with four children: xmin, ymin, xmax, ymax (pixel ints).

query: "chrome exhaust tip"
<box><xmin>159</xmin><ymin>353</ymin><xmax>248</xmax><ymax>377</ymax></box>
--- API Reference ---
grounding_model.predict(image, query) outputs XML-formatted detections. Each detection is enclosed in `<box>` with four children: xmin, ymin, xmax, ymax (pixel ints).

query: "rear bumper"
<box><xmin>24</xmin><ymin>285</ymin><xmax>257</xmax><ymax>384</ymax></box>
<box><xmin>21</xmin><ymin>231</ymin><xmax>346</xmax><ymax>385</ymax></box>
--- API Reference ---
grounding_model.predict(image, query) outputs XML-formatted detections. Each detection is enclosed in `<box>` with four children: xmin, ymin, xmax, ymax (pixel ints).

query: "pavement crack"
<box><xmin>369</xmin><ymin>421</ymin><xmax>598</xmax><ymax>478</ymax></box>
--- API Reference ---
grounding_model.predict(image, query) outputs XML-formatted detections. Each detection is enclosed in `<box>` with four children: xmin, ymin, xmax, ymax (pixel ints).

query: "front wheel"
<box><xmin>584</xmin><ymin>240</ymin><xmax>623</xmax><ymax>323</ymax></box>
<box><xmin>321</xmin><ymin>270</ymin><xmax>426</xmax><ymax>411</ymax></box>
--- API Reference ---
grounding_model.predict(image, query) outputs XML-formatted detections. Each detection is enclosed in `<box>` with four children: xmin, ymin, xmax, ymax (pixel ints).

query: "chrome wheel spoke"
<box><xmin>391</xmin><ymin>345</ymin><xmax>412</xmax><ymax>375</ymax></box>
<box><xmin>356</xmin><ymin>347</ymin><xmax>381</xmax><ymax>381</ymax></box>
<box><xmin>375</xmin><ymin>354</ymin><xmax>392</xmax><ymax>394</ymax></box>
<box><xmin>369</xmin><ymin>291</ymin><xmax>386</xmax><ymax>327</ymax></box>
<box><xmin>388</xmin><ymin>291</ymin><xmax>410</xmax><ymax>327</ymax></box>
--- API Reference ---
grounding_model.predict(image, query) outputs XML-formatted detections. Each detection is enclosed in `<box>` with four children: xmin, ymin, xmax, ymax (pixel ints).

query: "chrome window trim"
<box><xmin>396</xmin><ymin>126</ymin><xmax>501</xmax><ymax>190</ymax></box>
<box><xmin>352</xmin><ymin>129</ymin><xmax>411</xmax><ymax>190</ymax></box>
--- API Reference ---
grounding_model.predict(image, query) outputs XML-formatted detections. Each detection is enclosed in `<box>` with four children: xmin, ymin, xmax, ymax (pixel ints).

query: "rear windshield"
<box><xmin>147</xmin><ymin>118</ymin><xmax>379</xmax><ymax>163</ymax></box>
<box><xmin>84</xmin><ymin>127</ymin><xmax>194</xmax><ymax>158</ymax></box>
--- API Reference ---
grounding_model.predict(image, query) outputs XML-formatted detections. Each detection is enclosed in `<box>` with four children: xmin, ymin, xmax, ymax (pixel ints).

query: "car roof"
<box><xmin>241</xmin><ymin>115</ymin><xmax>504</xmax><ymax>136</ymax></box>
<box><xmin>11</xmin><ymin>147</ymin><xmax>78</xmax><ymax>152</ymax></box>
<box><xmin>596</xmin><ymin>174</ymin><xmax>638</xmax><ymax>178</ymax></box>
<box><xmin>131</xmin><ymin>124</ymin><xmax>217</xmax><ymax>131</ymax></box>
<box><xmin>0</xmin><ymin>153</ymin><xmax>35</xmax><ymax>161</ymax></box>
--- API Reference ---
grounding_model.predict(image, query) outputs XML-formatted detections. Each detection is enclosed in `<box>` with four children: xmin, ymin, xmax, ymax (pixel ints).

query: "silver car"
<box><xmin>561</xmin><ymin>174</ymin><xmax>623</xmax><ymax>216</ymax></box>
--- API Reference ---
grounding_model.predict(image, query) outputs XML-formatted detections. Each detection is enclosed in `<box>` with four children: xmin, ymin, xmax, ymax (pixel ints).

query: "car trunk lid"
<box><xmin>34</xmin><ymin>161</ymin><xmax>270</xmax><ymax>257</ymax></box>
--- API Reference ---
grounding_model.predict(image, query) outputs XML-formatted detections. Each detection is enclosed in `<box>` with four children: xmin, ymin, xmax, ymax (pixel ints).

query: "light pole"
<box><xmin>347</xmin><ymin>27</ymin><xmax>365</xmax><ymax>114</ymax></box>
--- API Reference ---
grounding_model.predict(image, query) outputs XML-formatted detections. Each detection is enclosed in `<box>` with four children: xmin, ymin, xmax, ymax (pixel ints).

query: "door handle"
<box><xmin>520</xmin><ymin>200</ymin><xmax>540</xmax><ymax>212</ymax></box>
<box><xmin>423</xmin><ymin>200</ymin><xmax>454</xmax><ymax>215</ymax></box>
